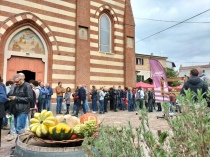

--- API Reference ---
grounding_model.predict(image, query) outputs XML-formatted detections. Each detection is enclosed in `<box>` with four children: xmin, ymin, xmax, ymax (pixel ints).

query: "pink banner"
<box><xmin>149</xmin><ymin>59</ymin><xmax>169</xmax><ymax>102</ymax></box>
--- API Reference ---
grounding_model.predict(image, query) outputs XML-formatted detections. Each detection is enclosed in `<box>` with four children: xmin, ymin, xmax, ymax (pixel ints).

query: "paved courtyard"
<box><xmin>0</xmin><ymin>108</ymin><xmax>170</xmax><ymax>157</ymax></box>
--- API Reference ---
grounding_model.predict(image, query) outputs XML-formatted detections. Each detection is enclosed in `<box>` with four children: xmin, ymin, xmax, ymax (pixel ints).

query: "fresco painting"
<box><xmin>8</xmin><ymin>29</ymin><xmax>45</xmax><ymax>54</ymax></box>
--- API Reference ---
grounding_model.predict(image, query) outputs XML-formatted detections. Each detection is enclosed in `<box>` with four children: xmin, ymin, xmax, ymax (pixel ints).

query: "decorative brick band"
<box><xmin>94</xmin><ymin>4</ymin><xmax>119</xmax><ymax>24</ymax></box>
<box><xmin>0</xmin><ymin>12</ymin><xmax>58</xmax><ymax>52</ymax></box>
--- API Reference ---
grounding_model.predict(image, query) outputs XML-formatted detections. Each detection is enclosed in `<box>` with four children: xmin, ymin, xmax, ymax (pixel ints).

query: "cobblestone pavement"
<box><xmin>0</xmin><ymin>109</ymin><xmax>170</xmax><ymax>157</ymax></box>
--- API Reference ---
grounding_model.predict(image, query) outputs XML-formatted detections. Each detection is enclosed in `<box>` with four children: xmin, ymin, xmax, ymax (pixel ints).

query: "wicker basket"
<box><xmin>33</xmin><ymin>136</ymin><xmax>84</xmax><ymax>144</ymax></box>
<box><xmin>32</xmin><ymin>131</ymin><xmax>99</xmax><ymax>144</ymax></box>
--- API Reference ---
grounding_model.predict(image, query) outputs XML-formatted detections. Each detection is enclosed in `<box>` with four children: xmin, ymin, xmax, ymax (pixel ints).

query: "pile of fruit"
<box><xmin>30</xmin><ymin>110</ymin><xmax>98</xmax><ymax>141</ymax></box>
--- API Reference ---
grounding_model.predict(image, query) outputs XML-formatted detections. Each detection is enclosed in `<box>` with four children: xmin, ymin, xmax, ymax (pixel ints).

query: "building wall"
<box><xmin>179</xmin><ymin>65</ymin><xmax>210</xmax><ymax>78</ymax></box>
<box><xmin>135</xmin><ymin>54</ymin><xmax>167</xmax><ymax>81</ymax></box>
<box><xmin>0</xmin><ymin>0</ymin><xmax>135</xmax><ymax>99</ymax></box>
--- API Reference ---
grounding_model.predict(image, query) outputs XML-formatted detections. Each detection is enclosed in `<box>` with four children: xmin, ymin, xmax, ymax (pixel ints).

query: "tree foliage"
<box><xmin>165</xmin><ymin>67</ymin><xmax>181</xmax><ymax>87</ymax></box>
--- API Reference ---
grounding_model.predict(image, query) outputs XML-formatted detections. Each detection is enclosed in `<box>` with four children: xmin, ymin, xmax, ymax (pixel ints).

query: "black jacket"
<box><xmin>90</xmin><ymin>90</ymin><xmax>97</xmax><ymax>99</ymax></box>
<box><xmin>11</xmin><ymin>82</ymin><xmax>33</xmax><ymax>115</ymax></box>
<box><xmin>0</xmin><ymin>83</ymin><xmax>6</xmax><ymax>118</ymax></box>
<box><xmin>78</xmin><ymin>87</ymin><xmax>86</xmax><ymax>101</ymax></box>
<box><xmin>180</xmin><ymin>77</ymin><xmax>208</xmax><ymax>97</ymax></box>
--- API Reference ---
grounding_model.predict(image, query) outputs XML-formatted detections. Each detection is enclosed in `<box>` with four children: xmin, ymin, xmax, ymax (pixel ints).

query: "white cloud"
<box><xmin>131</xmin><ymin>0</ymin><xmax>210</xmax><ymax>70</ymax></box>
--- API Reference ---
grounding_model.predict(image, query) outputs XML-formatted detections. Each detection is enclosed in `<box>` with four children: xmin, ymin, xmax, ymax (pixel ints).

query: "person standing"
<box><xmin>127</xmin><ymin>87</ymin><xmax>133</xmax><ymax>112</ymax></box>
<box><xmin>72</xmin><ymin>86</ymin><xmax>79</xmax><ymax>114</ymax></box>
<box><xmin>0</xmin><ymin>77</ymin><xmax>7</xmax><ymax>130</ymax></box>
<box><xmin>64</xmin><ymin>87</ymin><xmax>71</xmax><ymax>114</ymax></box>
<box><xmin>109</xmin><ymin>87</ymin><xmax>114</xmax><ymax>110</ymax></box>
<box><xmin>46</xmin><ymin>83</ymin><xmax>53</xmax><ymax>111</ymax></box>
<box><xmin>90</xmin><ymin>85</ymin><xmax>98</xmax><ymax>113</ymax></box>
<box><xmin>180</xmin><ymin>69</ymin><xmax>208</xmax><ymax>98</ymax></box>
<box><xmin>132</xmin><ymin>88</ymin><xmax>137</xmax><ymax>111</ymax></box>
<box><xmin>113</xmin><ymin>86</ymin><xmax>119</xmax><ymax>112</ymax></box>
<box><xmin>118</xmin><ymin>86</ymin><xmax>124</xmax><ymax>110</ymax></box>
<box><xmin>99</xmin><ymin>87</ymin><xmax>105</xmax><ymax>114</ymax></box>
<box><xmin>31</xmin><ymin>81</ymin><xmax>40</xmax><ymax>110</ymax></box>
<box><xmin>74</xmin><ymin>85</ymin><xmax>86</xmax><ymax>117</ymax></box>
<box><xmin>147</xmin><ymin>89</ymin><xmax>154</xmax><ymax>112</ymax></box>
<box><xmin>83</xmin><ymin>84</ymin><xmax>90</xmax><ymax>112</ymax></box>
<box><xmin>104</xmin><ymin>88</ymin><xmax>109</xmax><ymax>112</ymax></box>
<box><xmin>55</xmin><ymin>82</ymin><xmax>65</xmax><ymax>114</ymax></box>
<box><xmin>2</xmin><ymin>81</ymin><xmax>13</xmax><ymax>130</ymax></box>
<box><xmin>39</xmin><ymin>82</ymin><xmax>49</xmax><ymax>112</ymax></box>
<box><xmin>135</xmin><ymin>86</ymin><xmax>145</xmax><ymax>115</ymax></box>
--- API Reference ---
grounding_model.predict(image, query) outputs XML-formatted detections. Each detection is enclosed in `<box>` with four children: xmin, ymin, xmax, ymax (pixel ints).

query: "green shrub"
<box><xmin>83</xmin><ymin>89</ymin><xmax>210</xmax><ymax>157</ymax></box>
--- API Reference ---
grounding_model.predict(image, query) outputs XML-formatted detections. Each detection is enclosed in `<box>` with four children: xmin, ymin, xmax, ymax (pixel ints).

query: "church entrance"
<box><xmin>7</xmin><ymin>56</ymin><xmax>44</xmax><ymax>82</ymax></box>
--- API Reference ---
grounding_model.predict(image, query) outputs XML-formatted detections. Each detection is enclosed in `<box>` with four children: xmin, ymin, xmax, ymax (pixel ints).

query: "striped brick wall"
<box><xmin>0</xmin><ymin>0</ymin><xmax>77</xmax><ymax>99</ymax></box>
<box><xmin>0</xmin><ymin>0</ymin><xmax>135</xmax><ymax>99</ymax></box>
<box><xmin>89</xmin><ymin>0</ymin><xmax>125</xmax><ymax>89</ymax></box>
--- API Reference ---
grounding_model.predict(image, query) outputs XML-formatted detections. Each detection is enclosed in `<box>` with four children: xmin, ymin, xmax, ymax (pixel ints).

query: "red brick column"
<box><xmin>124</xmin><ymin>0</ymin><xmax>136</xmax><ymax>88</ymax></box>
<box><xmin>75</xmin><ymin>0</ymin><xmax>91</xmax><ymax>87</ymax></box>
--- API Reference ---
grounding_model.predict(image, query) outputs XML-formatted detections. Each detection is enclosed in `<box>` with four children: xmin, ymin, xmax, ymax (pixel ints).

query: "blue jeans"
<box><xmin>73</xmin><ymin>101</ymin><xmax>77</xmax><ymax>112</ymax></box>
<box><xmin>75</xmin><ymin>99</ymin><xmax>86</xmax><ymax>116</ymax></box>
<box><xmin>128</xmin><ymin>99</ymin><xmax>133</xmax><ymax>111</ymax></box>
<box><xmin>84</xmin><ymin>99</ymin><xmax>90</xmax><ymax>112</ymax></box>
<box><xmin>170</xmin><ymin>102</ymin><xmax>175</xmax><ymax>112</ymax></box>
<box><xmin>119</xmin><ymin>98</ymin><xmax>124</xmax><ymax>110</ymax></box>
<box><xmin>46</xmin><ymin>99</ymin><xmax>51</xmax><ymax>111</ymax></box>
<box><xmin>56</xmin><ymin>96</ymin><xmax>63</xmax><ymax>113</ymax></box>
<box><xmin>42</xmin><ymin>99</ymin><xmax>47</xmax><ymax>110</ymax></box>
<box><xmin>14</xmin><ymin>113</ymin><xmax>28</xmax><ymax>134</ymax></box>
<box><xmin>3</xmin><ymin>116</ymin><xmax>8</xmax><ymax>127</ymax></box>
<box><xmin>92</xmin><ymin>97</ymin><xmax>98</xmax><ymax>111</ymax></box>
<box><xmin>38</xmin><ymin>99</ymin><xmax>46</xmax><ymax>112</ymax></box>
<box><xmin>99</xmin><ymin>99</ymin><xmax>104</xmax><ymax>112</ymax></box>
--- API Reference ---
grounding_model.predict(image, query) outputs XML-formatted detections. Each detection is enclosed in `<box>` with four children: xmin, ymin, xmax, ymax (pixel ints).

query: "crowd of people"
<box><xmin>0</xmin><ymin>67</ymin><xmax>209</xmax><ymax>156</ymax></box>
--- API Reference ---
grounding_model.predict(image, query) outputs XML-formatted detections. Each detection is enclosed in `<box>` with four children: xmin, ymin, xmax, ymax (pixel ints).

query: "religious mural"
<box><xmin>8</xmin><ymin>29</ymin><xmax>45</xmax><ymax>54</ymax></box>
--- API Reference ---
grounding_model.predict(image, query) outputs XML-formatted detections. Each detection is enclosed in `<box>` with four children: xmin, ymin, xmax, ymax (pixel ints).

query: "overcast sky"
<box><xmin>131</xmin><ymin>0</ymin><xmax>210</xmax><ymax>71</ymax></box>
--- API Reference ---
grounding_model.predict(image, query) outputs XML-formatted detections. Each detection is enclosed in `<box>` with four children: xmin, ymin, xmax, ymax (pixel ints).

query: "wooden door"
<box><xmin>7</xmin><ymin>56</ymin><xmax>45</xmax><ymax>82</ymax></box>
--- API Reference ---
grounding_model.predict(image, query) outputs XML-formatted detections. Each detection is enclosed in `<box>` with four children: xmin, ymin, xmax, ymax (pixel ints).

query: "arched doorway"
<box><xmin>4</xmin><ymin>26</ymin><xmax>48</xmax><ymax>82</ymax></box>
<box><xmin>7</xmin><ymin>56</ymin><xmax>44</xmax><ymax>82</ymax></box>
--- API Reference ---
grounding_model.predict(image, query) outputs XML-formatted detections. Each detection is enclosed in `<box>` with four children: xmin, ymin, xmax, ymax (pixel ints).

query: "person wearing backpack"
<box><xmin>39</xmin><ymin>82</ymin><xmax>49</xmax><ymax>112</ymax></box>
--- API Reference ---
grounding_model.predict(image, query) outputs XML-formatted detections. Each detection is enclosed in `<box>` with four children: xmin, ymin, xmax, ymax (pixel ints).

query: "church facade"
<box><xmin>0</xmin><ymin>0</ymin><xmax>135</xmax><ymax>99</ymax></box>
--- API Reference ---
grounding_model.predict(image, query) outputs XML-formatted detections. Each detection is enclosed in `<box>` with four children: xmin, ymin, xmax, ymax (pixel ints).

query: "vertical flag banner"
<box><xmin>149</xmin><ymin>59</ymin><xmax>169</xmax><ymax>102</ymax></box>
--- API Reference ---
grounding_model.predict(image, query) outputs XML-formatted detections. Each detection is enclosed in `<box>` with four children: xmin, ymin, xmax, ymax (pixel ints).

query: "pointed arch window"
<box><xmin>99</xmin><ymin>14</ymin><xmax>111</xmax><ymax>52</ymax></box>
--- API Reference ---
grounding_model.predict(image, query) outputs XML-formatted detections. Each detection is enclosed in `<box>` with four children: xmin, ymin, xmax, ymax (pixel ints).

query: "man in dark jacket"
<box><xmin>0</xmin><ymin>78</ymin><xmax>7</xmax><ymax>129</ymax></box>
<box><xmin>180</xmin><ymin>69</ymin><xmax>208</xmax><ymax>98</ymax></box>
<box><xmin>9</xmin><ymin>73</ymin><xmax>33</xmax><ymax>134</ymax></box>
<box><xmin>112</xmin><ymin>86</ymin><xmax>119</xmax><ymax>112</ymax></box>
<box><xmin>74</xmin><ymin>84</ymin><xmax>86</xmax><ymax>117</ymax></box>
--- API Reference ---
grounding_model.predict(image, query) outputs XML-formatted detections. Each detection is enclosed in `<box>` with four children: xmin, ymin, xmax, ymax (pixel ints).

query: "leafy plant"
<box><xmin>83</xmin><ymin>89</ymin><xmax>210</xmax><ymax>157</ymax></box>
<box><xmin>165</xmin><ymin>67</ymin><xmax>181</xmax><ymax>87</ymax></box>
